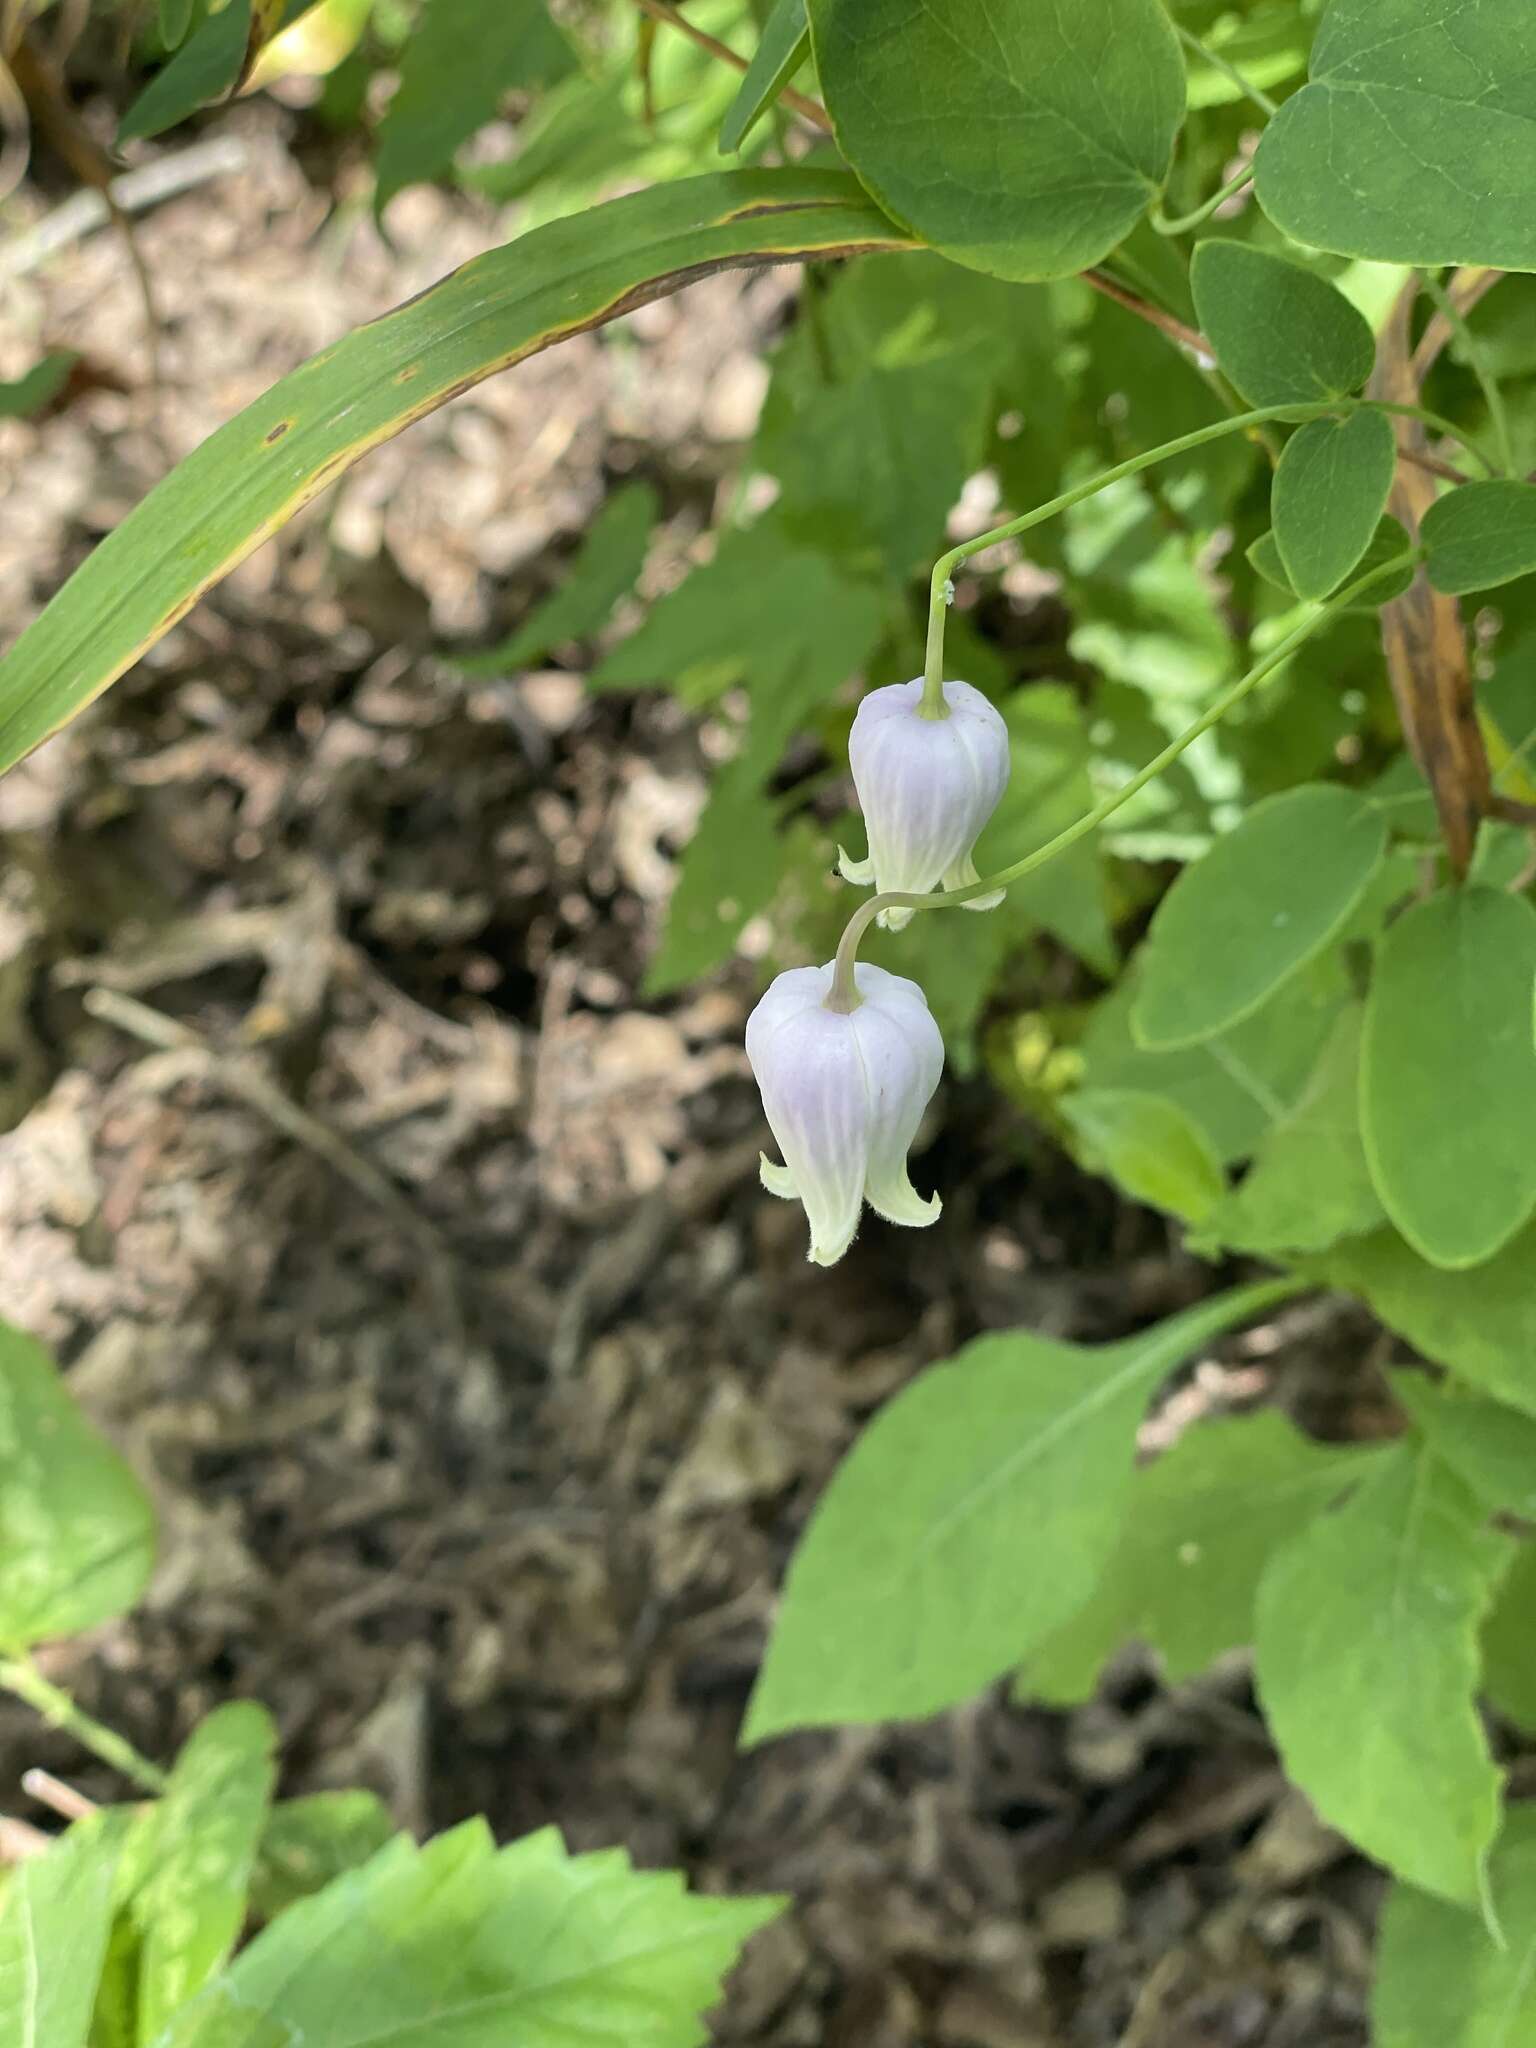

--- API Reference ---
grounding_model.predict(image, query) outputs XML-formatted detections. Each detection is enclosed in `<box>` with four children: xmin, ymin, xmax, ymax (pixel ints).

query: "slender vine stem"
<box><xmin>1420</xmin><ymin>270</ymin><xmax>1515</xmax><ymax>478</ymax></box>
<box><xmin>1372</xmin><ymin>398</ymin><xmax>1499</xmax><ymax>479</ymax></box>
<box><xmin>1151</xmin><ymin>162</ymin><xmax>1255</xmax><ymax>237</ymax></box>
<box><xmin>0</xmin><ymin>1653</ymin><xmax>167</xmax><ymax>1794</ymax></box>
<box><xmin>1175</xmin><ymin>23</ymin><xmax>1280</xmax><ymax>117</ymax></box>
<box><xmin>837</xmin><ymin>552</ymin><xmax>1417</xmax><ymax>1006</ymax></box>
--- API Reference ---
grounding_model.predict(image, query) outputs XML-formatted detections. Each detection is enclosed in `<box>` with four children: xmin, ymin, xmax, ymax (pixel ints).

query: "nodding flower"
<box><xmin>745</xmin><ymin>960</ymin><xmax>944</xmax><ymax>1266</ymax></box>
<box><xmin>838</xmin><ymin>678</ymin><xmax>1011</xmax><ymax>929</ymax></box>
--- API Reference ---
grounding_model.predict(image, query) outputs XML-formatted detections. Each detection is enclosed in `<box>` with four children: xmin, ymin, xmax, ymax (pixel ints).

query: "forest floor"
<box><xmin>0</xmin><ymin>102</ymin><xmax>1383</xmax><ymax>2046</ymax></box>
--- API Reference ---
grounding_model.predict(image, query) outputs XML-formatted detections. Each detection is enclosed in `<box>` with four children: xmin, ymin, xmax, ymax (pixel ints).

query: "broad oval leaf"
<box><xmin>1255</xmin><ymin>0</ymin><xmax>1536</xmax><ymax>269</ymax></box>
<box><xmin>1272</xmin><ymin>407</ymin><xmax>1397</xmax><ymax>600</ymax></box>
<box><xmin>1361</xmin><ymin>887</ymin><xmax>1536</xmax><ymax>1270</ymax></box>
<box><xmin>806</xmin><ymin>0</ymin><xmax>1185</xmax><ymax>282</ymax></box>
<box><xmin>744</xmin><ymin>1281</ymin><xmax>1299</xmax><ymax>1738</ymax></box>
<box><xmin>0</xmin><ymin>1317</ymin><xmax>156</xmax><ymax>1650</ymax></box>
<box><xmin>0</xmin><ymin>170</ymin><xmax>912</xmax><ymax>775</ymax></box>
<box><xmin>1375</xmin><ymin>1809</ymin><xmax>1536</xmax><ymax>2048</ymax></box>
<box><xmin>1423</xmin><ymin>479</ymin><xmax>1536</xmax><ymax>596</ymax></box>
<box><xmin>1131</xmin><ymin>784</ymin><xmax>1387</xmax><ymax>1050</ymax></box>
<box><xmin>1256</xmin><ymin>1447</ymin><xmax>1508</xmax><ymax>1906</ymax></box>
<box><xmin>1190</xmin><ymin>241</ymin><xmax>1374</xmax><ymax>408</ymax></box>
<box><xmin>1248</xmin><ymin>513</ymin><xmax>1415</xmax><ymax>606</ymax></box>
<box><xmin>719</xmin><ymin>0</ymin><xmax>808</xmax><ymax>154</ymax></box>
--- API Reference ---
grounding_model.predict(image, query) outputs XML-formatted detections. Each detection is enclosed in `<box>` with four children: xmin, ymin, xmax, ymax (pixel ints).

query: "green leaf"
<box><xmin>0</xmin><ymin>1318</ymin><xmax>156</xmax><ymax>1649</ymax></box>
<box><xmin>160</xmin><ymin>1821</ymin><xmax>782</xmax><ymax>2048</ymax></box>
<box><xmin>1482</xmin><ymin>1541</ymin><xmax>1536</xmax><ymax>1732</ymax></box>
<box><xmin>119</xmin><ymin>0</ymin><xmax>252</xmax><ymax>145</ymax></box>
<box><xmin>718</xmin><ymin>0</ymin><xmax>807</xmax><ymax>153</ymax></box>
<box><xmin>1392</xmin><ymin>1372</ymin><xmax>1536</xmax><ymax>1519</ymax></box>
<box><xmin>1131</xmin><ymin>784</ymin><xmax>1387</xmax><ymax>1049</ymax></box>
<box><xmin>457</xmin><ymin>482</ymin><xmax>657</xmax><ymax>672</ymax></box>
<box><xmin>744</xmin><ymin>1281</ymin><xmax>1298</xmax><ymax>1738</ymax></box>
<box><xmin>1374</xmin><ymin>1808</ymin><xmax>1536</xmax><ymax>2048</ymax></box>
<box><xmin>806</xmin><ymin>0</ymin><xmax>1185</xmax><ymax>281</ymax></box>
<box><xmin>1248</xmin><ymin>513</ymin><xmax>1415</xmax><ymax>606</ymax></box>
<box><xmin>1201</xmin><ymin>1004</ymin><xmax>1384</xmax><ymax>1256</ymax></box>
<box><xmin>248</xmin><ymin>1792</ymin><xmax>396</xmax><ymax>1923</ymax></box>
<box><xmin>0</xmin><ymin>351</ymin><xmax>78</xmax><ymax>420</ymax></box>
<box><xmin>0</xmin><ymin>170</ymin><xmax>912</xmax><ymax>776</ymax></box>
<box><xmin>1272</xmin><ymin>408</ymin><xmax>1398</xmax><ymax>600</ymax></box>
<box><xmin>159</xmin><ymin>0</ymin><xmax>195</xmax><ymax>48</ymax></box>
<box><xmin>1254</xmin><ymin>0</ymin><xmax>1536</xmax><ymax>270</ymax></box>
<box><xmin>374</xmin><ymin>0</ymin><xmax>575</xmax><ymax>210</ymax></box>
<box><xmin>123</xmin><ymin>1703</ymin><xmax>278</xmax><ymax>2043</ymax></box>
<box><xmin>1422</xmin><ymin>480</ymin><xmax>1536</xmax><ymax>597</ymax></box>
<box><xmin>1062</xmin><ymin>1088</ymin><xmax>1224</xmax><ymax>1223</ymax></box>
<box><xmin>1024</xmin><ymin>1413</ymin><xmax>1374</xmax><ymax>1704</ymax></box>
<box><xmin>1255</xmin><ymin>1447</ymin><xmax>1508</xmax><ymax>1905</ymax></box>
<box><xmin>1189</xmin><ymin>242</ymin><xmax>1375</xmax><ymax>409</ymax></box>
<box><xmin>1361</xmin><ymin>887</ymin><xmax>1536</xmax><ymax>1270</ymax></box>
<box><xmin>0</xmin><ymin>1818</ymin><xmax>119</xmax><ymax>2048</ymax></box>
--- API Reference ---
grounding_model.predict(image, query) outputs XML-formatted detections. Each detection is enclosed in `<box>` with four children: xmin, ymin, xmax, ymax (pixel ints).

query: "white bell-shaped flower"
<box><xmin>839</xmin><ymin>677</ymin><xmax>1011</xmax><ymax>929</ymax></box>
<box><xmin>745</xmin><ymin>961</ymin><xmax>944</xmax><ymax>1266</ymax></box>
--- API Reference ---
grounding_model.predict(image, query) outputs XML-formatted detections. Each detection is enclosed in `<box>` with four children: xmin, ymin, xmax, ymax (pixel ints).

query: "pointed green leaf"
<box><xmin>1272</xmin><ymin>408</ymin><xmax>1398</xmax><ymax>600</ymax></box>
<box><xmin>745</xmin><ymin>1282</ymin><xmax>1299</xmax><ymax>1738</ymax></box>
<box><xmin>1392</xmin><ymin>1373</ymin><xmax>1536</xmax><ymax>1519</ymax></box>
<box><xmin>124</xmin><ymin>1703</ymin><xmax>278</xmax><ymax>2043</ymax></box>
<box><xmin>1374</xmin><ymin>1809</ymin><xmax>1536</xmax><ymax>2048</ymax></box>
<box><xmin>1422</xmin><ymin>480</ymin><xmax>1536</xmax><ymax>596</ymax></box>
<box><xmin>1254</xmin><ymin>0</ymin><xmax>1536</xmax><ymax>269</ymax></box>
<box><xmin>160</xmin><ymin>1822</ymin><xmax>782</xmax><ymax>2048</ymax></box>
<box><xmin>119</xmin><ymin>0</ymin><xmax>252</xmax><ymax>145</ymax></box>
<box><xmin>1256</xmin><ymin>1447</ymin><xmax>1508</xmax><ymax>1905</ymax></box>
<box><xmin>1062</xmin><ymin>1088</ymin><xmax>1224</xmax><ymax>1223</ymax></box>
<box><xmin>0</xmin><ymin>1819</ymin><xmax>119</xmax><ymax>2048</ymax></box>
<box><xmin>1132</xmin><ymin>784</ymin><xmax>1386</xmax><ymax>1049</ymax></box>
<box><xmin>0</xmin><ymin>351</ymin><xmax>78</xmax><ymax>421</ymax></box>
<box><xmin>719</xmin><ymin>0</ymin><xmax>807</xmax><ymax>153</ymax></box>
<box><xmin>1190</xmin><ymin>241</ymin><xmax>1375</xmax><ymax>408</ymax></box>
<box><xmin>159</xmin><ymin>0</ymin><xmax>195</xmax><ymax>48</ymax></box>
<box><xmin>457</xmin><ymin>482</ymin><xmax>657</xmax><ymax>672</ymax></box>
<box><xmin>375</xmin><ymin>0</ymin><xmax>575</xmax><ymax>211</ymax></box>
<box><xmin>1361</xmin><ymin>887</ymin><xmax>1536</xmax><ymax>1270</ymax></box>
<box><xmin>1024</xmin><ymin>1412</ymin><xmax>1373</xmax><ymax>1704</ymax></box>
<box><xmin>0</xmin><ymin>170</ymin><xmax>912</xmax><ymax>777</ymax></box>
<box><xmin>806</xmin><ymin>0</ymin><xmax>1184</xmax><ymax>281</ymax></box>
<box><xmin>0</xmin><ymin>1318</ymin><xmax>156</xmax><ymax>1650</ymax></box>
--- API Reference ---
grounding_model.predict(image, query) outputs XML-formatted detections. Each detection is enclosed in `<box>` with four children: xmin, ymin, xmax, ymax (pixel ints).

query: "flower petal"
<box><xmin>837</xmin><ymin>844</ymin><xmax>875</xmax><ymax>887</ymax></box>
<box><xmin>747</xmin><ymin>994</ymin><xmax>870</xmax><ymax>1266</ymax></box>
<box><xmin>759</xmin><ymin>1154</ymin><xmax>798</xmax><ymax>1199</ymax></box>
<box><xmin>849</xmin><ymin>972</ymin><xmax>944</xmax><ymax>1232</ymax></box>
<box><xmin>941</xmin><ymin>850</ymin><xmax>1006</xmax><ymax>913</ymax></box>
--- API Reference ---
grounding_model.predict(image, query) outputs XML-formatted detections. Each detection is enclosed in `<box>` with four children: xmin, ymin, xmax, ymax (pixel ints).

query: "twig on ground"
<box><xmin>0</xmin><ymin>132</ymin><xmax>248</xmax><ymax>281</ymax></box>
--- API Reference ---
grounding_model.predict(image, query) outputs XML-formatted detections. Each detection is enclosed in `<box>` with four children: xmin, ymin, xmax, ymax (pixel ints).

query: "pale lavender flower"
<box><xmin>745</xmin><ymin>960</ymin><xmax>944</xmax><ymax>1266</ymax></box>
<box><xmin>838</xmin><ymin>677</ymin><xmax>1011</xmax><ymax>929</ymax></box>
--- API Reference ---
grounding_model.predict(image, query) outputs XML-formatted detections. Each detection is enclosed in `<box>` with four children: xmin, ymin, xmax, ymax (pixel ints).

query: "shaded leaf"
<box><xmin>0</xmin><ymin>351</ymin><xmax>78</xmax><ymax>421</ymax></box>
<box><xmin>1190</xmin><ymin>242</ymin><xmax>1374</xmax><ymax>408</ymax></box>
<box><xmin>1062</xmin><ymin>1088</ymin><xmax>1223</xmax><ymax>1223</ymax></box>
<box><xmin>119</xmin><ymin>0</ymin><xmax>251</xmax><ymax>145</ymax></box>
<box><xmin>1272</xmin><ymin>408</ymin><xmax>1398</xmax><ymax>600</ymax></box>
<box><xmin>248</xmin><ymin>1792</ymin><xmax>396</xmax><ymax>1923</ymax></box>
<box><xmin>807</xmin><ymin>0</ymin><xmax>1184</xmax><ymax>281</ymax></box>
<box><xmin>718</xmin><ymin>0</ymin><xmax>807</xmax><ymax>153</ymax></box>
<box><xmin>1256</xmin><ymin>1447</ymin><xmax>1508</xmax><ymax>1905</ymax></box>
<box><xmin>457</xmin><ymin>483</ymin><xmax>657</xmax><ymax>672</ymax></box>
<box><xmin>1422</xmin><ymin>479</ymin><xmax>1536</xmax><ymax>597</ymax></box>
<box><xmin>1482</xmin><ymin>1541</ymin><xmax>1536</xmax><ymax>1732</ymax></box>
<box><xmin>745</xmin><ymin>1281</ymin><xmax>1298</xmax><ymax>1737</ymax></box>
<box><xmin>1392</xmin><ymin>1372</ymin><xmax>1536</xmax><ymax>1519</ymax></box>
<box><xmin>1361</xmin><ymin>887</ymin><xmax>1536</xmax><ymax>1270</ymax></box>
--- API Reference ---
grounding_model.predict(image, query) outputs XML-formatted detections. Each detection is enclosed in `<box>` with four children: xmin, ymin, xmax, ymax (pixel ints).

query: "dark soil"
<box><xmin>0</xmin><ymin>103</ymin><xmax>1383</xmax><ymax>2046</ymax></box>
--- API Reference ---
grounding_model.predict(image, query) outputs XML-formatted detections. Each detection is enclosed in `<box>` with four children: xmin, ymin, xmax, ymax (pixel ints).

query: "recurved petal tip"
<box><xmin>876</xmin><ymin>904</ymin><xmax>915</xmax><ymax>931</ymax></box>
<box><xmin>759</xmin><ymin>1154</ymin><xmax>798</xmax><ymax>1199</ymax></box>
<box><xmin>837</xmin><ymin>845</ymin><xmax>875</xmax><ymax>887</ymax></box>
<box><xmin>865</xmin><ymin>1170</ymin><xmax>942</xmax><ymax>1230</ymax></box>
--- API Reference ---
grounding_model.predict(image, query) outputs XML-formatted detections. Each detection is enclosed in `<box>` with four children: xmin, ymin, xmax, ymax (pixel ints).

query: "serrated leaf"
<box><xmin>248</xmin><ymin>1792</ymin><xmax>396</xmax><ymax>1923</ymax></box>
<box><xmin>806</xmin><ymin>0</ymin><xmax>1184</xmax><ymax>282</ymax></box>
<box><xmin>1132</xmin><ymin>784</ymin><xmax>1386</xmax><ymax>1049</ymax></box>
<box><xmin>744</xmin><ymin>1281</ymin><xmax>1298</xmax><ymax>1738</ymax></box>
<box><xmin>1202</xmin><ymin>1004</ymin><xmax>1383</xmax><ymax>1256</ymax></box>
<box><xmin>123</xmin><ymin>1703</ymin><xmax>278</xmax><ymax>2043</ymax></box>
<box><xmin>1024</xmin><ymin>1412</ymin><xmax>1374</xmax><ymax>1704</ymax></box>
<box><xmin>1422</xmin><ymin>480</ymin><xmax>1536</xmax><ymax>597</ymax></box>
<box><xmin>0</xmin><ymin>1818</ymin><xmax>119</xmax><ymax>2048</ymax></box>
<box><xmin>1254</xmin><ymin>0</ymin><xmax>1536</xmax><ymax>269</ymax></box>
<box><xmin>374</xmin><ymin>0</ymin><xmax>575</xmax><ymax>210</ymax></box>
<box><xmin>1190</xmin><ymin>242</ymin><xmax>1374</xmax><ymax>409</ymax></box>
<box><xmin>1255</xmin><ymin>1447</ymin><xmax>1508</xmax><ymax>1905</ymax></box>
<box><xmin>1062</xmin><ymin>1088</ymin><xmax>1224</xmax><ymax>1223</ymax></box>
<box><xmin>1392</xmin><ymin>1373</ymin><xmax>1536</xmax><ymax>1519</ymax></box>
<box><xmin>1361</xmin><ymin>887</ymin><xmax>1536</xmax><ymax>1270</ymax></box>
<box><xmin>119</xmin><ymin>0</ymin><xmax>251</xmax><ymax>144</ymax></box>
<box><xmin>1272</xmin><ymin>408</ymin><xmax>1398</xmax><ymax>600</ymax></box>
<box><xmin>0</xmin><ymin>1318</ymin><xmax>156</xmax><ymax>1649</ymax></box>
<box><xmin>457</xmin><ymin>482</ymin><xmax>657</xmax><ymax>673</ymax></box>
<box><xmin>718</xmin><ymin>0</ymin><xmax>807</xmax><ymax>153</ymax></box>
<box><xmin>1374</xmin><ymin>1808</ymin><xmax>1536</xmax><ymax>2048</ymax></box>
<box><xmin>160</xmin><ymin>1821</ymin><xmax>782</xmax><ymax>2048</ymax></box>
<box><xmin>0</xmin><ymin>170</ymin><xmax>913</xmax><ymax>777</ymax></box>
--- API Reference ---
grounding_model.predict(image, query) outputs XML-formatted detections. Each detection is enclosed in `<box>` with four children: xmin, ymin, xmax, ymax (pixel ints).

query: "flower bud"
<box><xmin>745</xmin><ymin>961</ymin><xmax>944</xmax><ymax>1266</ymax></box>
<box><xmin>838</xmin><ymin>678</ymin><xmax>1011</xmax><ymax>929</ymax></box>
